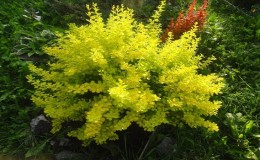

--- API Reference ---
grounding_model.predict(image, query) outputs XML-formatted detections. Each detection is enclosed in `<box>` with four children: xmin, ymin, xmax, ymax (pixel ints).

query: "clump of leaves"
<box><xmin>161</xmin><ymin>0</ymin><xmax>208</xmax><ymax>41</ymax></box>
<box><xmin>0</xmin><ymin>0</ymin><xmax>57</xmax><ymax>155</ymax></box>
<box><xmin>28</xmin><ymin>1</ymin><xmax>224</xmax><ymax>145</ymax></box>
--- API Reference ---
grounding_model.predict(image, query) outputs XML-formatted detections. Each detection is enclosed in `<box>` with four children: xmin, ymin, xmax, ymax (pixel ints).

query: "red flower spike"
<box><xmin>162</xmin><ymin>0</ymin><xmax>208</xmax><ymax>41</ymax></box>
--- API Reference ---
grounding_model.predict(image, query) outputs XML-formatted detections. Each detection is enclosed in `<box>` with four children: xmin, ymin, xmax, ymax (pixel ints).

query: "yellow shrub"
<box><xmin>27</xmin><ymin>1</ymin><xmax>224</xmax><ymax>145</ymax></box>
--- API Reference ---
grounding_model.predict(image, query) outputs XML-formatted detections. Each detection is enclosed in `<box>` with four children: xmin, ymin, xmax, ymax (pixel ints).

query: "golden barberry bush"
<box><xmin>27</xmin><ymin>1</ymin><xmax>224</xmax><ymax>145</ymax></box>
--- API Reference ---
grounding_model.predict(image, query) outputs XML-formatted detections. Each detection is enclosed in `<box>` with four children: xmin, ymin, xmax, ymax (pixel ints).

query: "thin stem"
<box><xmin>222</xmin><ymin>0</ymin><xmax>252</xmax><ymax>17</ymax></box>
<box><xmin>138</xmin><ymin>128</ymin><xmax>157</xmax><ymax>160</ymax></box>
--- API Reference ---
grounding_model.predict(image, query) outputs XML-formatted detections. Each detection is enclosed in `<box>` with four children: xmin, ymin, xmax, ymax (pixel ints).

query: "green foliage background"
<box><xmin>0</xmin><ymin>0</ymin><xmax>41</xmax><ymax>153</ymax></box>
